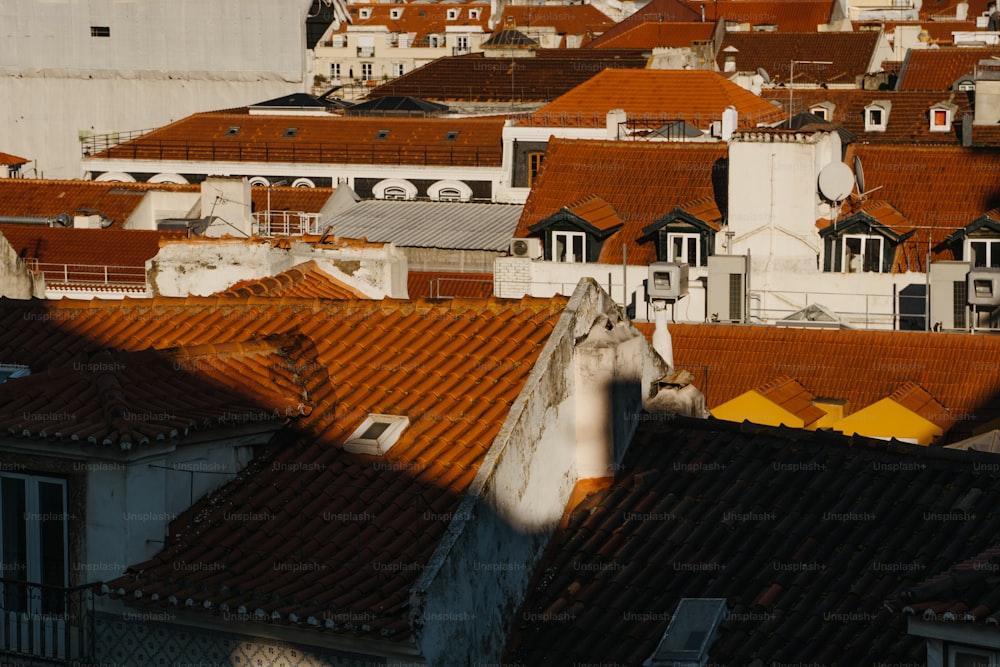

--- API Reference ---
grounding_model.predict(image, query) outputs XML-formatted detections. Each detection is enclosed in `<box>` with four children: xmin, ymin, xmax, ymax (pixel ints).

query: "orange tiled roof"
<box><xmin>0</xmin><ymin>294</ymin><xmax>568</xmax><ymax>638</ymax></box>
<box><xmin>332</xmin><ymin>3</ymin><xmax>492</xmax><ymax>44</ymax></box>
<box><xmin>923</xmin><ymin>0</ymin><xmax>992</xmax><ymax>19</ymax></box>
<box><xmin>366</xmin><ymin>50</ymin><xmax>650</xmax><ymax>103</ymax></box>
<box><xmin>521</xmin><ymin>69</ymin><xmax>786</xmax><ymax>128</ymax></box>
<box><xmin>0</xmin><ymin>152</ymin><xmax>29</xmax><ymax>166</ymax></box>
<box><xmin>0</xmin><ymin>342</ymin><xmax>308</xmax><ymax>448</ymax></box>
<box><xmin>515</xmin><ymin>138</ymin><xmax>727</xmax><ymax>264</ymax></box>
<box><xmin>88</xmin><ymin>113</ymin><xmax>506</xmax><ymax>168</ymax></box>
<box><xmin>756</xmin><ymin>375</ymin><xmax>827</xmax><ymax>425</ymax></box>
<box><xmin>220</xmin><ymin>261</ymin><xmax>370</xmax><ymax>299</ymax></box>
<box><xmin>676</xmin><ymin>196</ymin><xmax>724</xmax><ymax>230</ymax></box>
<box><xmin>249</xmin><ymin>185</ymin><xmax>334</xmax><ymax>214</ymax></box>
<box><xmin>586</xmin><ymin>21</ymin><xmax>715</xmax><ymax>49</ymax></box>
<box><xmin>566</xmin><ymin>195</ymin><xmax>623</xmax><ymax>232</ymax></box>
<box><xmin>498</xmin><ymin>5</ymin><xmax>615</xmax><ymax>36</ymax></box>
<box><xmin>583</xmin><ymin>0</ymin><xmax>704</xmax><ymax>48</ymax></box>
<box><xmin>0</xmin><ymin>179</ymin><xmax>197</xmax><ymax>229</ymax></box>
<box><xmin>407</xmin><ymin>271</ymin><xmax>494</xmax><ymax>298</ymax></box>
<box><xmin>889</xmin><ymin>382</ymin><xmax>954</xmax><ymax>430</ymax></box>
<box><xmin>760</xmin><ymin>88</ymin><xmax>972</xmax><ymax>144</ymax></box>
<box><xmin>0</xmin><ymin>225</ymin><xmax>183</xmax><ymax>269</ymax></box>
<box><xmin>693</xmin><ymin>0</ymin><xmax>836</xmax><ymax>30</ymax></box>
<box><xmin>632</xmin><ymin>322</ymin><xmax>1000</xmax><ymax>438</ymax></box>
<box><xmin>877</xmin><ymin>21</ymin><xmax>979</xmax><ymax>46</ymax></box>
<box><xmin>898</xmin><ymin>47</ymin><xmax>1000</xmax><ymax>90</ymax></box>
<box><xmin>717</xmin><ymin>31</ymin><xmax>882</xmax><ymax>85</ymax></box>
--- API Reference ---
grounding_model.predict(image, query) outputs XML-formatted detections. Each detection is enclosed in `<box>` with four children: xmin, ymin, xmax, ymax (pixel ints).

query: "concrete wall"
<box><xmin>411</xmin><ymin>279</ymin><xmax>667</xmax><ymax>666</ymax></box>
<box><xmin>403</xmin><ymin>248</ymin><xmax>499</xmax><ymax>273</ymax></box>
<box><xmin>0</xmin><ymin>232</ymin><xmax>39</xmax><ymax>299</ymax></box>
<box><xmin>148</xmin><ymin>240</ymin><xmax>290</xmax><ymax>297</ymax></box>
<box><xmin>125</xmin><ymin>190</ymin><xmax>201</xmax><ymax>231</ymax></box>
<box><xmin>0</xmin><ymin>0</ymin><xmax>312</xmax><ymax>179</ymax></box>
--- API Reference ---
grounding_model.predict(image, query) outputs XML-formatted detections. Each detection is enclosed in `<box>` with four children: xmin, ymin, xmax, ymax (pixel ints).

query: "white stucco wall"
<box><xmin>411</xmin><ymin>279</ymin><xmax>668</xmax><ymax>666</ymax></box>
<box><xmin>0</xmin><ymin>233</ymin><xmax>39</xmax><ymax>299</ymax></box>
<box><xmin>0</xmin><ymin>0</ymin><xmax>313</xmax><ymax>178</ymax></box>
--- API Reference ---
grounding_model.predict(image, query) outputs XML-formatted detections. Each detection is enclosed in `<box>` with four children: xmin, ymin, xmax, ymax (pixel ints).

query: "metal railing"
<box><xmin>80</xmin><ymin>129</ymin><xmax>157</xmax><ymax>157</ymax></box>
<box><xmin>0</xmin><ymin>579</ymin><xmax>95</xmax><ymax>664</ymax></box>
<box><xmin>427</xmin><ymin>277</ymin><xmax>493</xmax><ymax>298</ymax></box>
<box><xmin>86</xmin><ymin>140</ymin><xmax>502</xmax><ymax>167</ymax></box>
<box><xmin>356</xmin><ymin>46</ymin><xmax>375</xmax><ymax>57</ymax></box>
<box><xmin>27</xmin><ymin>260</ymin><xmax>147</xmax><ymax>288</ymax></box>
<box><xmin>253</xmin><ymin>211</ymin><xmax>325</xmax><ymax>237</ymax></box>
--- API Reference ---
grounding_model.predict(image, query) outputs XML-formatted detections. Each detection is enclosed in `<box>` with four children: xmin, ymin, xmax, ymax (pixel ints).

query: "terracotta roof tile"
<box><xmin>695</xmin><ymin>0</ymin><xmax>836</xmax><ymax>30</ymax></box>
<box><xmin>756</xmin><ymin>375</ymin><xmax>827</xmax><ymax>425</ymax></box>
<box><xmin>515</xmin><ymin>138</ymin><xmax>727</xmax><ymax>265</ymax></box>
<box><xmin>367</xmin><ymin>50</ymin><xmax>649</xmax><ymax>103</ymax></box>
<box><xmin>566</xmin><ymin>195</ymin><xmax>623</xmax><ymax>232</ymax></box>
<box><xmin>334</xmin><ymin>2</ymin><xmax>492</xmax><ymax>44</ymax></box>
<box><xmin>889</xmin><ymin>382</ymin><xmax>954</xmax><ymax>430</ymax></box>
<box><xmin>0</xmin><ymin>152</ymin><xmax>29</xmax><ymax>166</ymax></box>
<box><xmin>89</xmin><ymin>114</ymin><xmax>506</xmax><ymax>168</ymax></box>
<box><xmin>0</xmin><ymin>178</ymin><xmax>198</xmax><ymax>229</ymax></box>
<box><xmin>583</xmin><ymin>0</ymin><xmax>704</xmax><ymax>48</ymax></box>
<box><xmin>520</xmin><ymin>69</ymin><xmax>786</xmax><ymax>128</ymax></box>
<box><xmin>220</xmin><ymin>261</ymin><xmax>369</xmax><ymax>299</ymax></box>
<box><xmin>407</xmin><ymin>271</ymin><xmax>493</xmax><ymax>298</ymax></box>
<box><xmin>498</xmin><ymin>5</ymin><xmax>616</xmax><ymax>37</ymax></box>
<box><xmin>898</xmin><ymin>47</ymin><xmax>1000</xmax><ymax>90</ymax></box>
<box><xmin>877</xmin><ymin>21</ymin><xmax>979</xmax><ymax>46</ymax></box>
<box><xmin>586</xmin><ymin>21</ymin><xmax>715</xmax><ymax>49</ymax></box>
<box><xmin>0</xmin><ymin>294</ymin><xmax>566</xmax><ymax>639</ymax></box>
<box><xmin>717</xmin><ymin>32</ymin><xmax>882</xmax><ymax>85</ymax></box>
<box><xmin>506</xmin><ymin>416</ymin><xmax>1000</xmax><ymax>664</ymax></box>
<box><xmin>633</xmin><ymin>322</ymin><xmax>1000</xmax><ymax>440</ymax></box>
<box><xmin>761</xmin><ymin>88</ymin><xmax>973</xmax><ymax>145</ymax></box>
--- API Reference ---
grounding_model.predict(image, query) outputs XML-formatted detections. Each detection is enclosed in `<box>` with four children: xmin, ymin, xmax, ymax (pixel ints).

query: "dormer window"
<box><xmin>447</xmin><ymin>8</ymin><xmax>459</xmax><ymax>20</ymax></box>
<box><xmin>864</xmin><ymin>101</ymin><xmax>891</xmax><ymax>132</ymax></box>
<box><xmin>358</xmin><ymin>7</ymin><xmax>372</xmax><ymax>19</ymax></box>
<box><xmin>968</xmin><ymin>239</ymin><xmax>1000</xmax><ymax>268</ymax></box>
<box><xmin>469</xmin><ymin>8</ymin><xmax>481</xmax><ymax>19</ymax></box>
<box><xmin>445</xmin><ymin>131</ymin><xmax>459</xmax><ymax>141</ymax></box>
<box><xmin>809</xmin><ymin>102</ymin><xmax>835</xmax><ymax>121</ymax></box>
<box><xmin>344</xmin><ymin>414</ymin><xmax>409</xmax><ymax>455</ymax></box>
<box><xmin>929</xmin><ymin>102</ymin><xmax>958</xmax><ymax>132</ymax></box>
<box><xmin>390</xmin><ymin>8</ymin><xmax>402</xmax><ymax>18</ymax></box>
<box><xmin>551</xmin><ymin>231</ymin><xmax>586</xmax><ymax>263</ymax></box>
<box><xmin>843</xmin><ymin>235</ymin><xmax>884</xmax><ymax>273</ymax></box>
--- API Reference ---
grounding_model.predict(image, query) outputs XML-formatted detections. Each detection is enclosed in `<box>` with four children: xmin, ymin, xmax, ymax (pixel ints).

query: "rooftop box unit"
<box><xmin>509</xmin><ymin>237</ymin><xmax>542</xmax><ymax>259</ymax></box>
<box><xmin>968</xmin><ymin>267</ymin><xmax>1000</xmax><ymax>306</ymax></box>
<box><xmin>647</xmin><ymin>262</ymin><xmax>689</xmax><ymax>300</ymax></box>
<box><xmin>929</xmin><ymin>261</ymin><xmax>970</xmax><ymax>330</ymax></box>
<box><xmin>707</xmin><ymin>255</ymin><xmax>748</xmax><ymax>323</ymax></box>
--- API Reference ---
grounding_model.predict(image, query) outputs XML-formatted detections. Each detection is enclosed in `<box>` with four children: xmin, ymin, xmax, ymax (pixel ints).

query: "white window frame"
<box><xmin>550</xmin><ymin>231</ymin><xmax>587</xmax><ymax>263</ymax></box>
<box><xmin>358</xmin><ymin>7</ymin><xmax>372</xmax><ymax>19</ymax></box>
<box><xmin>0</xmin><ymin>474</ymin><xmax>69</xmax><ymax>614</ymax></box>
<box><xmin>456</xmin><ymin>35</ymin><xmax>469</xmax><ymax>50</ymax></box>
<box><xmin>948</xmin><ymin>644</ymin><xmax>997</xmax><ymax>667</ymax></box>
<box><xmin>344</xmin><ymin>415</ymin><xmax>410</xmax><ymax>455</ymax></box>
<box><xmin>447</xmin><ymin>8</ymin><xmax>459</xmax><ymax>19</ymax></box>
<box><xmin>429</xmin><ymin>34</ymin><xmax>441</xmax><ymax>48</ymax></box>
<box><xmin>865</xmin><ymin>105</ymin><xmax>887</xmax><ymax>131</ymax></box>
<box><xmin>332</xmin><ymin>34</ymin><xmax>347</xmax><ymax>48</ymax></box>
<box><xmin>392</xmin><ymin>62</ymin><xmax>405</xmax><ymax>77</ymax></box>
<box><xmin>930</xmin><ymin>106</ymin><xmax>953</xmax><ymax>132</ymax></box>
<box><xmin>330</xmin><ymin>63</ymin><xmax>341</xmax><ymax>80</ymax></box>
<box><xmin>967</xmin><ymin>238</ymin><xmax>1000</xmax><ymax>268</ymax></box>
<box><xmin>667</xmin><ymin>232</ymin><xmax>700</xmax><ymax>266</ymax></box>
<box><xmin>390</xmin><ymin>8</ymin><xmax>402</xmax><ymax>19</ymax></box>
<box><xmin>469</xmin><ymin>8</ymin><xmax>481</xmax><ymax>18</ymax></box>
<box><xmin>373</xmin><ymin>178</ymin><xmax>417</xmax><ymax>200</ymax></box>
<box><xmin>361</xmin><ymin>62</ymin><xmax>373</xmax><ymax>80</ymax></box>
<box><xmin>843</xmin><ymin>234</ymin><xmax>884</xmax><ymax>273</ymax></box>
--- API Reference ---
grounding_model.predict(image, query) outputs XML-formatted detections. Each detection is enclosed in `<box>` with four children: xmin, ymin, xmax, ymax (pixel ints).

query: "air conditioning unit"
<box><xmin>647</xmin><ymin>262</ymin><xmax>689</xmax><ymax>300</ymax></box>
<box><xmin>707</xmin><ymin>255</ymin><xmax>748</xmax><ymax>323</ymax></box>
<box><xmin>968</xmin><ymin>267</ymin><xmax>1000</xmax><ymax>307</ymax></box>
<box><xmin>509</xmin><ymin>237</ymin><xmax>542</xmax><ymax>259</ymax></box>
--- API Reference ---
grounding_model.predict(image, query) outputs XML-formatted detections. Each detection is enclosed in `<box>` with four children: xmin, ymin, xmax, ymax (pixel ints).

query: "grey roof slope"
<box><xmin>325</xmin><ymin>200</ymin><xmax>523</xmax><ymax>250</ymax></box>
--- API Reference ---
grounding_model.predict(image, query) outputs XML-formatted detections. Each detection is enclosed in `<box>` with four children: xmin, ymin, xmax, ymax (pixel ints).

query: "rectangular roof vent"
<box><xmin>643</xmin><ymin>598</ymin><xmax>728</xmax><ymax>667</ymax></box>
<box><xmin>344</xmin><ymin>414</ymin><xmax>409</xmax><ymax>455</ymax></box>
<box><xmin>0</xmin><ymin>363</ymin><xmax>30</xmax><ymax>383</ymax></box>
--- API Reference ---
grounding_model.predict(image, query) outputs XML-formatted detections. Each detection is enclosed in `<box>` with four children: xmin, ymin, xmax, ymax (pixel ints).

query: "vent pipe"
<box><xmin>0</xmin><ymin>214</ymin><xmax>71</xmax><ymax>227</ymax></box>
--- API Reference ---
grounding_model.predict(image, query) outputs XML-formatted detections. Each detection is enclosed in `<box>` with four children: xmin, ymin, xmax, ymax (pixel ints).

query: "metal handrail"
<box><xmin>0</xmin><ymin>578</ymin><xmax>96</xmax><ymax>663</ymax></box>
<box><xmin>252</xmin><ymin>211</ymin><xmax>324</xmax><ymax>237</ymax></box>
<box><xmin>27</xmin><ymin>260</ymin><xmax>147</xmax><ymax>286</ymax></box>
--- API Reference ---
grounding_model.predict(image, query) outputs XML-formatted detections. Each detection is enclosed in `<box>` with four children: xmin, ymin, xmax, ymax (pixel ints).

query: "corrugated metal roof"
<box><xmin>326</xmin><ymin>200</ymin><xmax>522</xmax><ymax>250</ymax></box>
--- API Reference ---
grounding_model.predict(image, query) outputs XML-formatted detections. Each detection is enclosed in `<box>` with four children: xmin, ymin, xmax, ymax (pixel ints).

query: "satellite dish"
<box><xmin>818</xmin><ymin>161</ymin><xmax>854</xmax><ymax>203</ymax></box>
<box><xmin>757</xmin><ymin>67</ymin><xmax>772</xmax><ymax>84</ymax></box>
<box><xmin>853</xmin><ymin>156</ymin><xmax>866</xmax><ymax>195</ymax></box>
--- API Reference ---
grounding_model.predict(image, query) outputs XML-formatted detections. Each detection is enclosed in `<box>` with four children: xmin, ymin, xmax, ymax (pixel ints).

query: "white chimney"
<box><xmin>607</xmin><ymin>108</ymin><xmax>627</xmax><ymax>140</ymax></box>
<box><xmin>956</xmin><ymin>0</ymin><xmax>969</xmax><ymax>18</ymax></box>
<box><xmin>721</xmin><ymin>106</ymin><xmax>738</xmax><ymax>141</ymax></box>
<box><xmin>651</xmin><ymin>302</ymin><xmax>674</xmax><ymax>369</ymax></box>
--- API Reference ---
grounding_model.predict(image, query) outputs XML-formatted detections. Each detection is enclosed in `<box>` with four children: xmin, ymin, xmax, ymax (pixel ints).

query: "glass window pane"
<box><xmin>865</xmin><ymin>238</ymin><xmax>882</xmax><ymax>273</ymax></box>
<box><xmin>2</xmin><ymin>477</ymin><xmax>27</xmax><ymax>612</ymax></box>
<box><xmin>686</xmin><ymin>238</ymin><xmax>698</xmax><ymax>265</ymax></box>
<box><xmin>991</xmin><ymin>242</ymin><xmax>1000</xmax><ymax>268</ymax></box>
<box><xmin>972</xmin><ymin>241</ymin><xmax>988</xmax><ymax>268</ymax></box>
<box><xmin>38</xmin><ymin>481</ymin><xmax>66</xmax><ymax>600</ymax></box>
<box><xmin>572</xmin><ymin>235</ymin><xmax>584</xmax><ymax>262</ymax></box>
<box><xmin>845</xmin><ymin>238</ymin><xmax>862</xmax><ymax>273</ymax></box>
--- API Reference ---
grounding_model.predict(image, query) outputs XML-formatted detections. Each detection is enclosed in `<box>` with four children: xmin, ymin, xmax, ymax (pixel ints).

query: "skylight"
<box><xmin>344</xmin><ymin>414</ymin><xmax>409</xmax><ymax>455</ymax></box>
<box><xmin>445</xmin><ymin>131</ymin><xmax>460</xmax><ymax>141</ymax></box>
<box><xmin>0</xmin><ymin>364</ymin><xmax>30</xmax><ymax>383</ymax></box>
<box><xmin>643</xmin><ymin>598</ymin><xmax>728</xmax><ymax>667</ymax></box>
<box><xmin>376</xmin><ymin>129</ymin><xmax>390</xmax><ymax>139</ymax></box>
<box><xmin>226</xmin><ymin>126</ymin><xmax>241</xmax><ymax>136</ymax></box>
<box><xmin>283</xmin><ymin>127</ymin><xmax>299</xmax><ymax>138</ymax></box>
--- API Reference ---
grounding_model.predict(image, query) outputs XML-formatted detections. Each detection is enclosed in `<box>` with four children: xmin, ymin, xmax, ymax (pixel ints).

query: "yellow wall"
<box><xmin>832</xmin><ymin>398</ymin><xmax>942</xmax><ymax>445</ymax></box>
<box><xmin>811</xmin><ymin>399</ymin><xmax>846</xmax><ymax>430</ymax></box>
<box><xmin>711</xmin><ymin>391</ymin><xmax>807</xmax><ymax>428</ymax></box>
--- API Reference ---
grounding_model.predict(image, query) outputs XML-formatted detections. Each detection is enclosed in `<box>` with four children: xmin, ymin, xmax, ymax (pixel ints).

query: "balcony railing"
<box><xmin>0</xmin><ymin>579</ymin><xmax>95</xmax><ymax>665</ymax></box>
<box><xmin>27</xmin><ymin>260</ymin><xmax>147</xmax><ymax>288</ymax></box>
<box><xmin>86</xmin><ymin>140</ymin><xmax>502</xmax><ymax>167</ymax></box>
<box><xmin>80</xmin><ymin>129</ymin><xmax>156</xmax><ymax>157</ymax></box>
<box><xmin>253</xmin><ymin>211</ymin><xmax>325</xmax><ymax>237</ymax></box>
<box><xmin>356</xmin><ymin>46</ymin><xmax>375</xmax><ymax>57</ymax></box>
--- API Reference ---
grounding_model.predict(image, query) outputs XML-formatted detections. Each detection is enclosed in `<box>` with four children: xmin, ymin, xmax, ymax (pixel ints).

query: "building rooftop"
<box><xmin>716</xmin><ymin>31</ymin><xmax>882</xmax><ymax>85</ymax></box>
<box><xmin>585</xmin><ymin>21</ymin><xmax>715</xmax><ymax>49</ymax></box>
<box><xmin>516</xmin><ymin>138</ymin><xmax>727</xmax><ymax>265</ymax></box>
<box><xmin>518</xmin><ymin>69</ymin><xmax>786</xmax><ymax>128</ymax></box>
<box><xmin>505</xmin><ymin>414</ymin><xmax>1000</xmax><ymax>664</ymax></box>
<box><xmin>407</xmin><ymin>271</ymin><xmax>494</xmax><ymax>298</ymax></box>
<box><xmin>692</xmin><ymin>0</ymin><xmax>836</xmax><ymax>31</ymax></box>
<box><xmin>219</xmin><ymin>261</ymin><xmax>370</xmax><ymax>300</ymax></box>
<box><xmin>365</xmin><ymin>50</ymin><xmax>650</xmax><ymax>103</ymax></box>
<box><xmin>897</xmin><ymin>46</ymin><xmax>1000</xmax><ymax>91</ymax></box>
<box><xmin>86</xmin><ymin>113</ymin><xmax>507</xmax><ymax>168</ymax></box>
<box><xmin>0</xmin><ymin>293</ymin><xmax>568</xmax><ymax>640</ymax></box>
<box><xmin>327</xmin><ymin>2</ymin><xmax>493</xmax><ymax>45</ymax></box>
<box><xmin>0</xmin><ymin>152</ymin><xmax>29</xmax><ymax>166</ymax></box>
<box><xmin>326</xmin><ymin>199</ymin><xmax>523</xmax><ymax>251</ymax></box>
